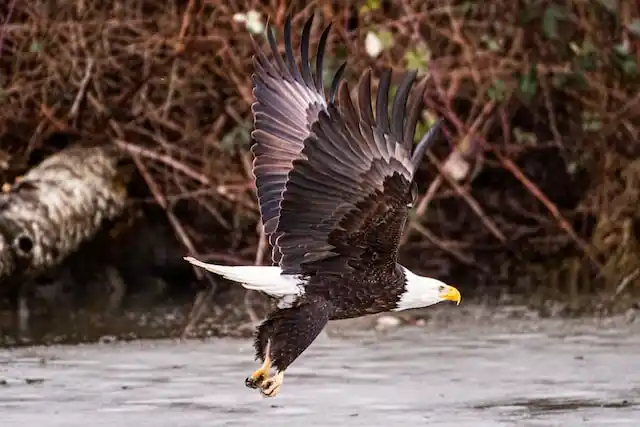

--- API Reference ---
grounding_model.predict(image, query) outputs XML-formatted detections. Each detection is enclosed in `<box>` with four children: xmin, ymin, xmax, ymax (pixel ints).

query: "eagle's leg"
<box><xmin>248</xmin><ymin>296</ymin><xmax>332</xmax><ymax>398</ymax></box>
<box><xmin>245</xmin><ymin>340</ymin><xmax>272</xmax><ymax>389</ymax></box>
<box><xmin>244</xmin><ymin>339</ymin><xmax>285</xmax><ymax>397</ymax></box>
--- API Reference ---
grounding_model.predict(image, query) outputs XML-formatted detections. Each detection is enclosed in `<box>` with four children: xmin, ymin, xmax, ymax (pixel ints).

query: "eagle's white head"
<box><xmin>394</xmin><ymin>266</ymin><xmax>462</xmax><ymax>311</ymax></box>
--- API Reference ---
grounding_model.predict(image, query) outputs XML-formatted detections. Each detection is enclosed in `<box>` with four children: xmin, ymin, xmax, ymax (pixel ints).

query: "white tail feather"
<box><xmin>183</xmin><ymin>256</ymin><xmax>304</xmax><ymax>297</ymax></box>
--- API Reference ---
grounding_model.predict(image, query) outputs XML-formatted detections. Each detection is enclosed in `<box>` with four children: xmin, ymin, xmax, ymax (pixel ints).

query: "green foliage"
<box><xmin>513</xmin><ymin>128</ymin><xmax>538</xmax><ymax>145</ymax></box>
<box><xmin>481</xmin><ymin>34</ymin><xmax>502</xmax><ymax>53</ymax></box>
<box><xmin>550</xmin><ymin>73</ymin><xmax>567</xmax><ymax>88</ymax></box>
<box><xmin>29</xmin><ymin>41</ymin><xmax>41</xmax><ymax>53</ymax></box>
<box><xmin>519</xmin><ymin>66</ymin><xmax>538</xmax><ymax>101</ymax></box>
<box><xmin>581</xmin><ymin>112</ymin><xmax>602</xmax><ymax>132</ymax></box>
<box><xmin>488</xmin><ymin>79</ymin><xmax>507</xmax><ymax>101</ymax></box>
<box><xmin>404</xmin><ymin>44</ymin><xmax>430</xmax><ymax>73</ymax></box>
<box><xmin>413</xmin><ymin>111</ymin><xmax>438</xmax><ymax>144</ymax></box>
<box><xmin>612</xmin><ymin>42</ymin><xmax>639</xmax><ymax>77</ymax></box>
<box><xmin>375</xmin><ymin>30</ymin><xmax>394</xmax><ymax>49</ymax></box>
<box><xmin>459</xmin><ymin>1</ymin><xmax>473</xmax><ymax>16</ymax></box>
<box><xmin>541</xmin><ymin>6</ymin><xmax>567</xmax><ymax>40</ymax></box>
<box><xmin>360</xmin><ymin>0</ymin><xmax>381</xmax><ymax>14</ymax></box>
<box><xmin>570</xmin><ymin>39</ymin><xmax>598</xmax><ymax>72</ymax></box>
<box><xmin>321</xmin><ymin>45</ymin><xmax>349</xmax><ymax>90</ymax></box>
<box><xmin>221</xmin><ymin>120</ymin><xmax>252</xmax><ymax>152</ymax></box>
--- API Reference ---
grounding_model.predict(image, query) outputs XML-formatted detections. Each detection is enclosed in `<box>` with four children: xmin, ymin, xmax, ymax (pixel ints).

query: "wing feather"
<box><xmin>251</xmin><ymin>14</ymin><xmax>346</xmax><ymax>237</ymax></box>
<box><xmin>273</xmin><ymin>72</ymin><xmax>431</xmax><ymax>276</ymax></box>
<box><xmin>375</xmin><ymin>70</ymin><xmax>392</xmax><ymax>134</ymax></box>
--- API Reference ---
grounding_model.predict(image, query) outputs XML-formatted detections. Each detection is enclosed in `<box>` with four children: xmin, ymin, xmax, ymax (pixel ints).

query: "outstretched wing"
<box><xmin>273</xmin><ymin>67</ymin><xmax>442</xmax><ymax>277</ymax></box>
<box><xmin>252</xmin><ymin>15</ymin><xmax>443</xmax><ymax>277</ymax></box>
<box><xmin>251</xmin><ymin>15</ymin><xmax>346</xmax><ymax>240</ymax></box>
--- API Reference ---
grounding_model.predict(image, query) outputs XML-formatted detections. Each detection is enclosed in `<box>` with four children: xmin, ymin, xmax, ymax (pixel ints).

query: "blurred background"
<box><xmin>0</xmin><ymin>0</ymin><xmax>638</xmax><ymax>346</ymax></box>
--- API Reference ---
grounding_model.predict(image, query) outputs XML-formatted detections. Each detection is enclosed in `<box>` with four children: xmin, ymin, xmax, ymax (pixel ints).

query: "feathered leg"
<box><xmin>247</xmin><ymin>296</ymin><xmax>332</xmax><ymax>398</ymax></box>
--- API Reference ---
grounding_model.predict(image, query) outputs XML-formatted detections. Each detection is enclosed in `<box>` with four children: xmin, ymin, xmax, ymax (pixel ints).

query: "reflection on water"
<box><xmin>1</xmin><ymin>317</ymin><xmax>639</xmax><ymax>427</ymax></box>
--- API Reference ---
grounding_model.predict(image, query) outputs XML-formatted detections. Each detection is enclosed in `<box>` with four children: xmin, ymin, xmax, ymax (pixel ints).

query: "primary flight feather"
<box><xmin>185</xmin><ymin>14</ymin><xmax>461</xmax><ymax>398</ymax></box>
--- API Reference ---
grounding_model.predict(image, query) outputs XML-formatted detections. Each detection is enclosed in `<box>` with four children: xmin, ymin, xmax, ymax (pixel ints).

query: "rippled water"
<box><xmin>1</xmin><ymin>317</ymin><xmax>639</xmax><ymax>427</ymax></box>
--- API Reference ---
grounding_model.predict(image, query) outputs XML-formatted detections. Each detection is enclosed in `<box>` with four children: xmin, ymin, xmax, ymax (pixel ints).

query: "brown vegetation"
<box><xmin>0</xmin><ymin>0</ymin><xmax>639</xmax><ymax>343</ymax></box>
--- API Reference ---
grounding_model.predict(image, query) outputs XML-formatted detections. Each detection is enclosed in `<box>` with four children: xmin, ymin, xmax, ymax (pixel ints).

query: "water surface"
<box><xmin>1</xmin><ymin>317</ymin><xmax>639</xmax><ymax>426</ymax></box>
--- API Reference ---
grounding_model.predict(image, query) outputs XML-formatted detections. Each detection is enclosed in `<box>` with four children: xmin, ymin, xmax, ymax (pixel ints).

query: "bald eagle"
<box><xmin>184</xmin><ymin>15</ymin><xmax>461</xmax><ymax>398</ymax></box>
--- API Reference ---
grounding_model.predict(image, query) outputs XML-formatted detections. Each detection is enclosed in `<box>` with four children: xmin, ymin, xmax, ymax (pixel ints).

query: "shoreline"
<box><xmin>2</xmin><ymin>298</ymin><xmax>638</xmax><ymax>349</ymax></box>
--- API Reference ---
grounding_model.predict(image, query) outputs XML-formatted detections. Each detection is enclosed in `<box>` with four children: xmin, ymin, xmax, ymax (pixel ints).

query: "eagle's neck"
<box><xmin>393</xmin><ymin>266</ymin><xmax>448</xmax><ymax>311</ymax></box>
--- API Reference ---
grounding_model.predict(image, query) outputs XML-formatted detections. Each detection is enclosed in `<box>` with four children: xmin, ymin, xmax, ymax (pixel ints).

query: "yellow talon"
<box><xmin>260</xmin><ymin>371</ymin><xmax>285</xmax><ymax>398</ymax></box>
<box><xmin>245</xmin><ymin>341</ymin><xmax>272</xmax><ymax>389</ymax></box>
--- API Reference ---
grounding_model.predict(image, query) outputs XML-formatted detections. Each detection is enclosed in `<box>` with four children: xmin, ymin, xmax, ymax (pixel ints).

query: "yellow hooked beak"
<box><xmin>440</xmin><ymin>285</ymin><xmax>462</xmax><ymax>305</ymax></box>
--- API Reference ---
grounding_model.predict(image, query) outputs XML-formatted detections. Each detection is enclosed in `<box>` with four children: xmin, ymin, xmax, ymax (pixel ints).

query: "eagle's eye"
<box><xmin>438</xmin><ymin>285</ymin><xmax>446</xmax><ymax>292</ymax></box>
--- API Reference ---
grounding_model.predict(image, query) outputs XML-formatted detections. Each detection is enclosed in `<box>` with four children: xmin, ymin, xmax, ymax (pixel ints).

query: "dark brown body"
<box><xmin>254</xmin><ymin>265</ymin><xmax>407</xmax><ymax>372</ymax></box>
<box><xmin>311</xmin><ymin>265</ymin><xmax>406</xmax><ymax>320</ymax></box>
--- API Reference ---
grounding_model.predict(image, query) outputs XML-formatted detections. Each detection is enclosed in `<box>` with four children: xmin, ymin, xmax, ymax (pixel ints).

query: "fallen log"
<box><xmin>0</xmin><ymin>145</ymin><xmax>129</xmax><ymax>331</ymax></box>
